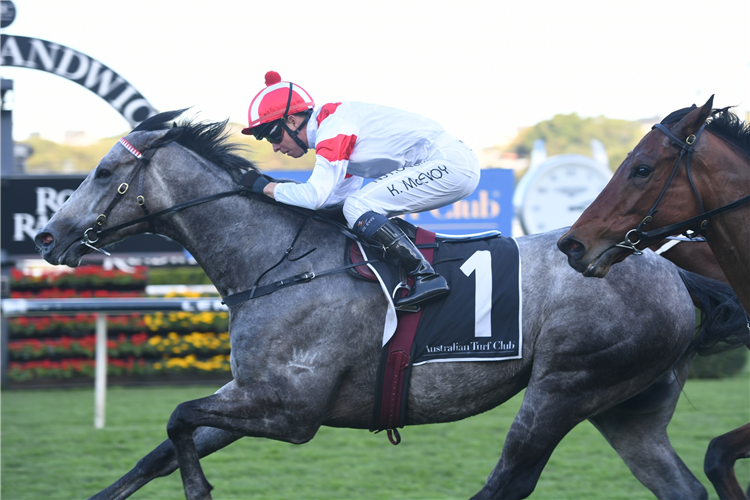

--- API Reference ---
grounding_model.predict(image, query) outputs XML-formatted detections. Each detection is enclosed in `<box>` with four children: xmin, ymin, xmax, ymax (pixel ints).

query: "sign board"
<box><xmin>0</xmin><ymin>1</ymin><xmax>15</xmax><ymax>29</ymax></box>
<box><xmin>0</xmin><ymin>35</ymin><xmax>157</xmax><ymax>126</ymax></box>
<box><xmin>1</xmin><ymin>169</ymin><xmax>514</xmax><ymax>258</ymax></box>
<box><xmin>264</xmin><ymin>169</ymin><xmax>515</xmax><ymax>235</ymax></box>
<box><xmin>1</xmin><ymin>175</ymin><xmax>184</xmax><ymax>258</ymax></box>
<box><xmin>405</xmin><ymin>169</ymin><xmax>512</xmax><ymax>235</ymax></box>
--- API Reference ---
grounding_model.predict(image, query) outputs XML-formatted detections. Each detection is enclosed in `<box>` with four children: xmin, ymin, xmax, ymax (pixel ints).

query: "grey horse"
<box><xmin>34</xmin><ymin>111</ymin><xmax>747</xmax><ymax>500</ymax></box>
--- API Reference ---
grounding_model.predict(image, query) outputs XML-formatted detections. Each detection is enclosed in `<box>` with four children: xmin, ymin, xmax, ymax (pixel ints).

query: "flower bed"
<box><xmin>6</xmin><ymin>265</ymin><xmax>233</xmax><ymax>387</ymax></box>
<box><xmin>10</xmin><ymin>267</ymin><xmax>148</xmax><ymax>291</ymax></box>
<box><xmin>8</xmin><ymin>312</ymin><xmax>228</xmax><ymax>338</ymax></box>
<box><xmin>10</xmin><ymin>289</ymin><xmax>144</xmax><ymax>299</ymax></box>
<box><xmin>8</xmin><ymin>314</ymin><xmax>146</xmax><ymax>337</ymax></box>
<box><xmin>144</xmin><ymin>311</ymin><xmax>228</xmax><ymax>333</ymax></box>
<box><xmin>7</xmin><ymin>354</ymin><xmax>231</xmax><ymax>382</ymax></box>
<box><xmin>8</xmin><ymin>332</ymin><xmax>231</xmax><ymax>360</ymax></box>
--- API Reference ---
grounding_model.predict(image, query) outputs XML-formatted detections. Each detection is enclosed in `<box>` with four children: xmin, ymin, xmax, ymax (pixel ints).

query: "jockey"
<box><xmin>239</xmin><ymin>71</ymin><xmax>481</xmax><ymax>308</ymax></box>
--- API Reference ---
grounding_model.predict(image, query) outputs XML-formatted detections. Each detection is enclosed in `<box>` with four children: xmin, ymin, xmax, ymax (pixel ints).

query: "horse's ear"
<box><xmin>675</xmin><ymin>95</ymin><xmax>714</xmax><ymax>136</ymax></box>
<box><xmin>153</xmin><ymin>126</ymin><xmax>185</xmax><ymax>147</ymax></box>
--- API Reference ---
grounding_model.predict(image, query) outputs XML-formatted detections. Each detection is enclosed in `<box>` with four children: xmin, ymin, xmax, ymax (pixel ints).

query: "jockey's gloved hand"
<box><xmin>239</xmin><ymin>170</ymin><xmax>270</xmax><ymax>195</ymax></box>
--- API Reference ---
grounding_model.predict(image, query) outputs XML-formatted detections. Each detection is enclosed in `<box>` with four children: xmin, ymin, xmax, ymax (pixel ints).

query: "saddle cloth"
<box><xmin>354</xmin><ymin>224</ymin><xmax>522</xmax><ymax>436</ymax></box>
<box><xmin>351</xmin><ymin>225</ymin><xmax>522</xmax><ymax>363</ymax></box>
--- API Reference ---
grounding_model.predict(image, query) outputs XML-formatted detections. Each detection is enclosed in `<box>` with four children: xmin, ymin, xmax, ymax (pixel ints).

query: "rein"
<box><xmin>616</xmin><ymin>122</ymin><xmax>750</xmax><ymax>254</ymax></box>
<box><xmin>221</xmin><ymin>207</ymin><xmax>382</xmax><ymax>307</ymax></box>
<box><xmin>81</xmin><ymin>135</ymin><xmax>382</xmax><ymax>306</ymax></box>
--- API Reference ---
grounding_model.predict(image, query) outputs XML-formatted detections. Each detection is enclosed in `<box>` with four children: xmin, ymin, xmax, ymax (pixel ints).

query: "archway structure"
<box><xmin>1</xmin><ymin>35</ymin><xmax>157</xmax><ymax>126</ymax></box>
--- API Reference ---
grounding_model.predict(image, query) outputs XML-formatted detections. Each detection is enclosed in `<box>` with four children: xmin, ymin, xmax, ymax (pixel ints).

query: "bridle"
<box><xmin>613</xmin><ymin>120</ymin><xmax>750</xmax><ymax>331</ymax></box>
<box><xmin>80</xmin><ymin>135</ymin><xmax>244</xmax><ymax>255</ymax></box>
<box><xmin>77</xmin><ymin>134</ymin><xmax>381</xmax><ymax>307</ymax></box>
<box><xmin>615</xmin><ymin>122</ymin><xmax>707</xmax><ymax>254</ymax></box>
<box><xmin>615</xmin><ymin>121</ymin><xmax>750</xmax><ymax>254</ymax></box>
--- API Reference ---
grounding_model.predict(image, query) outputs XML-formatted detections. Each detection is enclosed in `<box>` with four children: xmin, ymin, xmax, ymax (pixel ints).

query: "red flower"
<box><xmin>131</xmin><ymin>333</ymin><xmax>148</xmax><ymax>346</ymax></box>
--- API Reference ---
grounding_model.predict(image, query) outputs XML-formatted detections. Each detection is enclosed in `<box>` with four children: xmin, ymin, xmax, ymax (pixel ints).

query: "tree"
<box><xmin>22</xmin><ymin>135</ymin><xmax>119</xmax><ymax>174</ymax></box>
<box><xmin>505</xmin><ymin>113</ymin><xmax>644</xmax><ymax>171</ymax></box>
<box><xmin>18</xmin><ymin>123</ymin><xmax>316</xmax><ymax>174</ymax></box>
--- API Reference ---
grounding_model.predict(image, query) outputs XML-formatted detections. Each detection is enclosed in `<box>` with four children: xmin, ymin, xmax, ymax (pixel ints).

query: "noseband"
<box><xmin>616</xmin><ymin>121</ymin><xmax>750</xmax><ymax>253</ymax></box>
<box><xmin>80</xmin><ymin>136</ymin><xmax>245</xmax><ymax>255</ymax></box>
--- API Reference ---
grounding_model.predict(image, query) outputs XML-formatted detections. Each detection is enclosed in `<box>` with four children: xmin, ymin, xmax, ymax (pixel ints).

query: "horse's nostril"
<box><xmin>558</xmin><ymin>237</ymin><xmax>586</xmax><ymax>260</ymax></box>
<box><xmin>37</xmin><ymin>232</ymin><xmax>54</xmax><ymax>246</ymax></box>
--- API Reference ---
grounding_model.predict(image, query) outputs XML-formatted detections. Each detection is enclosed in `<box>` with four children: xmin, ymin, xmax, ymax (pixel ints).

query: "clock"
<box><xmin>514</xmin><ymin>142</ymin><xmax>612</xmax><ymax>235</ymax></box>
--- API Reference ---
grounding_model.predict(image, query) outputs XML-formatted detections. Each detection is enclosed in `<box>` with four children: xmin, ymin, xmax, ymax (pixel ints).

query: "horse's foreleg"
<box><xmin>87</xmin><ymin>426</ymin><xmax>240</xmax><ymax>500</ymax></box>
<box><xmin>704</xmin><ymin>422</ymin><xmax>750</xmax><ymax>500</ymax></box>
<box><xmin>88</xmin><ymin>381</ymin><xmax>241</xmax><ymax>500</ymax></box>
<box><xmin>166</xmin><ymin>383</ymin><xmax>322</xmax><ymax>500</ymax></box>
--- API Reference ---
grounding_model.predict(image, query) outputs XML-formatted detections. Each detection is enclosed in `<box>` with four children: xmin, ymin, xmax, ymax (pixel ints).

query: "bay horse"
<box><xmin>35</xmin><ymin>110</ymin><xmax>747</xmax><ymax>500</ymax></box>
<box><xmin>558</xmin><ymin>96</ymin><xmax>750</xmax><ymax>500</ymax></box>
<box><xmin>652</xmin><ymin>238</ymin><xmax>731</xmax><ymax>285</ymax></box>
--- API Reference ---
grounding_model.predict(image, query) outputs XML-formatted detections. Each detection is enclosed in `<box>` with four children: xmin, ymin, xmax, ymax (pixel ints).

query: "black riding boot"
<box><xmin>371</xmin><ymin>220</ymin><xmax>450</xmax><ymax>308</ymax></box>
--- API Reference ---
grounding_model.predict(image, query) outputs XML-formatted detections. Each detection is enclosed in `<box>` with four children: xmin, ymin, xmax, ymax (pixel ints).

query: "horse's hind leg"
<box><xmin>470</xmin><ymin>387</ymin><xmax>585</xmax><ymax>500</ymax></box>
<box><xmin>88</xmin><ymin>427</ymin><xmax>240</xmax><ymax>500</ymax></box>
<box><xmin>471</xmin><ymin>345</ymin><xmax>700</xmax><ymax>499</ymax></box>
<box><xmin>589</xmin><ymin>363</ymin><xmax>707</xmax><ymax>500</ymax></box>
<box><xmin>704</xmin><ymin>422</ymin><xmax>750</xmax><ymax>500</ymax></box>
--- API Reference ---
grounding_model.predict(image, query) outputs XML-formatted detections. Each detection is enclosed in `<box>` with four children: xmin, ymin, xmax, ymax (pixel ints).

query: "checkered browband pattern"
<box><xmin>119</xmin><ymin>137</ymin><xmax>142</xmax><ymax>159</ymax></box>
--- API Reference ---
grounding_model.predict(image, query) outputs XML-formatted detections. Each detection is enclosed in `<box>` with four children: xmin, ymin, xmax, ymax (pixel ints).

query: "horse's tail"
<box><xmin>678</xmin><ymin>268</ymin><xmax>749</xmax><ymax>356</ymax></box>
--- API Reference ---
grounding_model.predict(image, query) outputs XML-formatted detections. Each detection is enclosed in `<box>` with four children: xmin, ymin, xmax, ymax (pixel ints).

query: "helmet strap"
<box><xmin>281</xmin><ymin>111</ymin><xmax>312</xmax><ymax>153</ymax></box>
<box><xmin>281</xmin><ymin>81</ymin><xmax>311</xmax><ymax>153</ymax></box>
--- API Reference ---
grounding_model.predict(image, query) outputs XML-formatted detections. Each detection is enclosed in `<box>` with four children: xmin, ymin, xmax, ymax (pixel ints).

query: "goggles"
<box><xmin>253</xmin><ymin>120</ymin><xmax>284</xmax><ymax>144</ymax></box>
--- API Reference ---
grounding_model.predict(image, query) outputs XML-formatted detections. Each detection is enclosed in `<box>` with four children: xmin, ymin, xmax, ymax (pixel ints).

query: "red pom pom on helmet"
<box><xmin>241</xmin><ymin>72</ymin><xmax>314</xmax><ymax>134</ymax></box>
<box><xmin>264</xmin><ymin>71</ymin><xmax>282</xmax><ymax>87</ymax></box>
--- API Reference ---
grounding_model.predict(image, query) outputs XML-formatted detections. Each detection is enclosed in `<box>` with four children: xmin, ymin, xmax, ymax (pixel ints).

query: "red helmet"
<box><xmin>241</xmin><ymin>71</ymin><xmax>315</xmax><ymax>135</ymax></box>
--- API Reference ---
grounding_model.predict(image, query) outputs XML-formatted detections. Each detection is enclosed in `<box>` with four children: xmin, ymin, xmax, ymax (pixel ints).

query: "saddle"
<box><xmin>341</xmin><ymin>218</ymin><xmax>512</xmax><ymax>445</ymax></box>
<box><xmin>346</xmin><ymin>217</ymin><xmax>501</xmax><ymax>287</ymax></box>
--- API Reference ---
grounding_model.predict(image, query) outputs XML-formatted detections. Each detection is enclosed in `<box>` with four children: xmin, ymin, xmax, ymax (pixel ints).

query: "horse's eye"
<box><xmin>95</xmin><ymin>168</ymin><xmax>112</xmax><ymax>179</ymax></box>
<box><xmin>633</xmin><ymin>166</ymin><xmax>652</xmax><ymax>178</ymax></box>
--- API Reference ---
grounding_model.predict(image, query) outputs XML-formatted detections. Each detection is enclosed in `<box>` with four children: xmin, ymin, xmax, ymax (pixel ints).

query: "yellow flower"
<box><xmin>165</xmin><ymin>291</ymin><xmax>202</xmax><ymax>298</ymax></box>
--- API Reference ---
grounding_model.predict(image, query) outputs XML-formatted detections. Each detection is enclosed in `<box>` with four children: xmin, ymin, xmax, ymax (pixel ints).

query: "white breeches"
<box><xmin>342</xmin><ymin>134</ymin><xmax>481</xmax><ymax>228</ymax></box>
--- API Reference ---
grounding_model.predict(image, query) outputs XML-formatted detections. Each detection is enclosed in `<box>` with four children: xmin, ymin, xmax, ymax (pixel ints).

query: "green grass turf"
<box><xmin>2</xmin><ymin>370</ymin><xmax>748</xmax><ymax>500</ymax></box>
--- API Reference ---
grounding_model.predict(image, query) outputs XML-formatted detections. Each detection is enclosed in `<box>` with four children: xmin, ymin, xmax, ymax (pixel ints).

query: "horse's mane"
<box><xmin>661</xmin><ymin>105</ymin><xmax>750</xmax><ymax>158</ymax></box>
<box><xmin>706</xmin><ymin>108</ymin><xmax>750</xmax><ymax>158</ymax></box>
<box><xmin>132</xmin><ymin>109</ymin><xmax>260</xmax><ymax>178</ymax></box>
